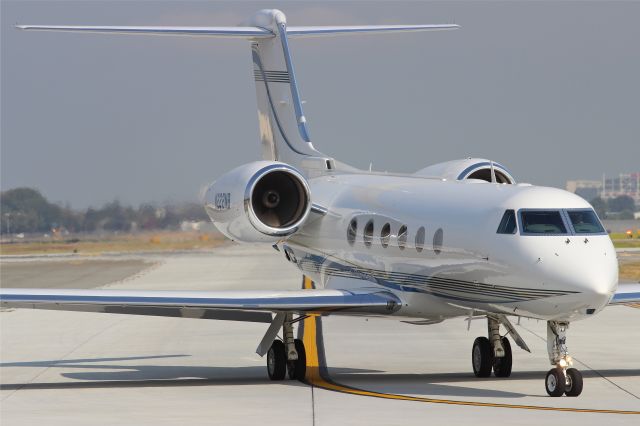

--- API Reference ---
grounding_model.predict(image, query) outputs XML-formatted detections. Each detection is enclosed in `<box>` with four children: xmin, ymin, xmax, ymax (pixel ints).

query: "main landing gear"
<box><xmin>265</xmin><ymin>313</ymin><xmax>306</xmax><ymax>381</ymax></box>
<box><xmin>267</xmin><ymin>338</ymin><xmax>306</xmax><ymax>381</ymax></box>
<box><xmin>545</xmin><ymin>321</ymin><xmax>583</xmax><ymax>397</ymax></box>
<box><xmin>471</xmin><ymin>317</ymin><xmax>583</xmax><ymax>397</ymax></box>
<box><xmin>472</xmin><ymin>317</ymin><xmax>513</xmax><ymax>378</ymax></box>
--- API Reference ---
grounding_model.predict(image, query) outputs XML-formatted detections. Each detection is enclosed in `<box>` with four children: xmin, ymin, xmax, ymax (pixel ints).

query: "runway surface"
<box><xmin>1</xmin><ymin>245</ymin><xmax>639</xmax><ymax>425</ymax></box>
<box><xmin>0</xmin><ymin>259</ymin><xmax>153</xmax><ymax>289</ymax></box>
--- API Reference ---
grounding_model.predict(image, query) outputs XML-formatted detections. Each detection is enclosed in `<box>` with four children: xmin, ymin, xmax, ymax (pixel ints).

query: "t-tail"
<box><xmin>17</xmin><ymin>9</ymin><xmax>458</xmax><ymax>176</ymax></box>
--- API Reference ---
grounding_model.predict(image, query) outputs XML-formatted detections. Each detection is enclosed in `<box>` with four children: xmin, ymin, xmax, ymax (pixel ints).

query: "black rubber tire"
<box><xmin>267</xmin><ymin>340</ymin><xmax>286</xmax><ymax>381</ymax></box>
<box><xmin>493</xmin><ymin>337</ymin><xmax>512</xmax><ymax>378</ymax></box>
<box><xmin>472</xmin><ymin>337</ymin><xmax>493</xmax><ymax>377</ymax></box>
<box><xmin>287</xmin><ymin>339</ymin><xmax>307</xmax><ymax>381</ymax></box>
<box><xmin>564</xmin><ymin>368</ymin><xmax>583</xmax><ymax>397</ymax></box>
<box><xmin>545</xmin><ymin>367</ymin><xmax>566</xmax><ymax>397</ymax></box>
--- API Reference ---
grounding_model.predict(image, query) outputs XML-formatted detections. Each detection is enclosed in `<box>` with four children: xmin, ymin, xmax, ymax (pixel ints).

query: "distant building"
<box><xmin>602</xmin><ymin>173</ymin><xmax>640</xmax><ymax>204</ymax></box>
<box><xmin>567</xmin><ymin>173</ymin><xmax>640</xmax><ymax>204</ymax></box>
<box><xmin>566</xmin><ymin>180</ymin><xmax>601</xmax><ymax>202</ymax></box>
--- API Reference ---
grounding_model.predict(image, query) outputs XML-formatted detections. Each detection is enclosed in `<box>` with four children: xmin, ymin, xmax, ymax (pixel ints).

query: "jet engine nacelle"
<box><xmin>204</xmin><ymin>161</ymin><xmax>312</xmax><ymax>243</ymax></box>
<box><xmin>414</xmin><ymin>158</ymin><xmax>516</xmax><ymax>184</ymax></box>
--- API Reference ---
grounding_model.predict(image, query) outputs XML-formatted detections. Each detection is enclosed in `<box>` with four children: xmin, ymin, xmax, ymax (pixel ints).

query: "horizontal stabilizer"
<box><xmin>15</xmin><ymin>25</ymin><xmax>274</xmax><ymax>38</ymax></box>
<box><xmin>16</xmin><ymin>24</ymin><xmax>458</xmax><ymax>39</ymax></box>
<box><xmin>286</xmin><ymin>24</ymin><xmax>459</xmax><ymax>37</ymax></box>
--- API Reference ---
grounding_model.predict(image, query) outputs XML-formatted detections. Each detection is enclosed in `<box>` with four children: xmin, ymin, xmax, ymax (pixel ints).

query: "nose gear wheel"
<box><xmin>545</xmin><ymin>367</ymin><xmax>566</xmax><ymax>397</ymax></box>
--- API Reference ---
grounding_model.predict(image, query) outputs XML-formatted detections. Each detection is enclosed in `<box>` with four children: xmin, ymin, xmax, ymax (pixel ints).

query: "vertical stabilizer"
<box><xmin>249</xmin><ymin>10</ymin><xmax>333</xmax><ymax>176</ymax></box>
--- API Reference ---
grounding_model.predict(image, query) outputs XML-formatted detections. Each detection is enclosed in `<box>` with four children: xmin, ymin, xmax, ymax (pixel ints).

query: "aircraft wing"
<box><xmin>0</xmin><ymin>288</ymin><xmax>400</xmax><ymax>323</ymax></box>
<box><xmin>609</xmin><ymin>283</ymin><xmax>640</xmax><ymax>306</ymax></box>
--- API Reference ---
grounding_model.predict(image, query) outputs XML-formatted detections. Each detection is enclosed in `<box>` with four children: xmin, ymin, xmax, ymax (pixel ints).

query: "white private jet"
<box><xmin>3</xmin><ymin>9</ymin><xmax>639</xmax><ymax>398</ymax></box>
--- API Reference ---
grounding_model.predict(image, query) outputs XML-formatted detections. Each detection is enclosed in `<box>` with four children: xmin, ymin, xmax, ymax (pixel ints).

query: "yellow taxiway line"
<box><xmin>300</xmin><ymin>276</ymin><xmax>640</xmax><ymax>415</ymax></box>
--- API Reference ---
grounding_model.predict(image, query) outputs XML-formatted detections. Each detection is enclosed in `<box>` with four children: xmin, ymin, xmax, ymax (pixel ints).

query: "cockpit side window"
<box><xmin>567</xmin><ymin>210</ymin><xmax>605</xmax><ymax>234</ymax></box>
<box><xmin>520</xmin><ymin>210</ymin><xmax>567</xmax><ymax>234</ymax></box>
<box><xmin>497</xmin><ymin>210</ymin><xmax>517</xmax><ymax>234</ymax></box>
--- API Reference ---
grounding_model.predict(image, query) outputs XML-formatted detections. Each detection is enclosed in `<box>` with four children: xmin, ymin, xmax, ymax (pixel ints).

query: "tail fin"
<box><xmin>249</xmin><ymin>10</ymin><xmax>324</xmax><ymax>172</ymax></box>
<box><xmin>17</xmin><ymin>9</ymin><xmax>458</xmax><ymax>176</ymax></box>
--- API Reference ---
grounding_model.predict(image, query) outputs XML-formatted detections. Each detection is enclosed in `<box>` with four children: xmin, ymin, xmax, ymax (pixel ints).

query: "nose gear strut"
<box><xmin>545</xmin><ymin>321</ymin><xmax>583</xmax><ymax>397</ymax></box>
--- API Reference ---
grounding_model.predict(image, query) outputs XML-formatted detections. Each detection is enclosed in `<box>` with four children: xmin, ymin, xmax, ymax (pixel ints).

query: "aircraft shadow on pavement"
<box><xmin>0</xmin><ymin>355</ymin><xmax>376</xmax><ymax>390</ymax></box>
<box><xmin>2</xmin><ymin>356</ymin><xmax>638</xmax><ymax>399</ymax></box>
<box><xmin>331</xmin><ymin>369</ymin><xmax>640</xmax><ymax>383</ymax></box>
<box><xmin>327</xmin><ymin>369</ymin><xmax>640</xmax><ymax>398</ymax></box>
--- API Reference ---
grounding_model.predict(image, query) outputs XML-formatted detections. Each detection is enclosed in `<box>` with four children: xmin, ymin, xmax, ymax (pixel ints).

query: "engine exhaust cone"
<box><xmin>263</xmin><ymin>190</ymin><xmax>281</xmax><ymax>209</ymax></box>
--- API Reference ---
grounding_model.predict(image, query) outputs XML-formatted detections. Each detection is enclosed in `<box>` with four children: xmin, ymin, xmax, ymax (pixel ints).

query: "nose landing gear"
<box><xmin>564</xmin><ymin>367</ymin><xmax>584</xmax><ymax>397</ymax></box>
<box><xmin>544</xmin><ymin>367</ymin><xmax>565</xmax><ymax>396</ymax></box>
<box><xmin>545</xmin><ymin>321</ymin><xmax>583</xmax><ymax>397</ymax></box>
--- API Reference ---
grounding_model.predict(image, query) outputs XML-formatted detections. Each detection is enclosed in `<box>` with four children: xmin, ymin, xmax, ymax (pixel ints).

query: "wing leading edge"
<box><xmin>0</xmin><ymin>288</ymin><xmax>401</xmax><ymax>323</ymax></box>
<box><xmin>609</xmin><ymin>283</ymin><xmax>640</xmax><ymax>305</ymax></box>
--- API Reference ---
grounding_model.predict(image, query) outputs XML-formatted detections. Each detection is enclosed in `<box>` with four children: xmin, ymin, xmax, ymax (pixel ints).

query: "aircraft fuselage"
<box><xmin>284</xmin><ymin>172</ymin><xmax>617</xmax><ymax>323</ymax></box>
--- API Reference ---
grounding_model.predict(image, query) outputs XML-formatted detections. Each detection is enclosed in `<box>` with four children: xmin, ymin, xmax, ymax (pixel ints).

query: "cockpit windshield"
<box><xmin>567</xmin><ymin>210</ymin><xmax>605</xmax><ymax>234</ymax></box>
<box><xmin>516</xmin><ymin>209</ymin><xmax>605</xmax><ymax>236</ymax></box>
<box><xmin>520</xmin><ymin>211</ymin><xmax>567</xmax><ymax>234</ymax></box>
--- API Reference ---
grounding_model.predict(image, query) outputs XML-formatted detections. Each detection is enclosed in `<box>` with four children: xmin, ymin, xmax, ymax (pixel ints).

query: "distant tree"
<box><xmin>59</xmin><ymin>207</ymin><xmax>82</xmax><ymax>232</ymax></box>
<box><xmin>589</xmin><ymin>197</ymin><xmax>607</xmax><ymax>219</ymax></box>
<box><xmin>82</xmin><ymin>207</ymin><xmax>101</xmax><ymax>232</ymax></box>
<box><xmin>100</xmin><ymin>201</ymin><xmax>134</xmax><ymax>231</ymax></box>
<box><xmin>608</xmin><ymin>195</ymin><xmax>636</xmax><ymax>213</ymax></box>
<box><xmin>617</xmin><ymin>210</ymin><xmax>635</xmax><ymax>220</ymax></box>
<box><xmin>137</xmin><ymin>204</ymin><xmax>159</xmax><ymax>230</ymax></box>
<box><xmin>0</xmin><ymin>187</ymin><xmax>64</xmax><ymax>233</ymax></box>
<box><xmin>2</xmin><ymin>187</ymin><xmax>211</xmax><ymax>234</ymax></box>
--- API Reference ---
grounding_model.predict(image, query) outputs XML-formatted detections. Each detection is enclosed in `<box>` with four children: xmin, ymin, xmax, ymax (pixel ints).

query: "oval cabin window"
<box><xmin>398</xmin><ymin>225</ymin><xmax>407</xmax><ymax>250</ymax></box>
<box><xmin>381</xmin><ymin>223</ymin><xmax>391</xmax><ymax>248</ymax></box>
<box><xmin>347</xmin><ymin>218</ymin><xmax>357</xmax><ymax>246</ymax></box>
<box><xmin>364</xmin><ymin>220</ymin><xmax>374</xmax><ymax>248</ymax></box>
<box><xmin>433</xmin><ymin>228</ymin><xmax>443</xmax><ymax>255</ymax></box>
<box><xmin>415</xmin><ymin>226</ymin><xmax>425</xmax><ymax>252</ymax></box>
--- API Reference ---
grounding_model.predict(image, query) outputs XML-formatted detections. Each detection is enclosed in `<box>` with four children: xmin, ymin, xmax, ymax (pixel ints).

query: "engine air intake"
<box><xmin>204</xmin><ymin>161</ymin><xmax>312</xmax><ymax>243</ymax></box>
<box><xmin>251</xmin><ymin>170</ymin><xmax>309</xmax><ymax>228</ymax></box>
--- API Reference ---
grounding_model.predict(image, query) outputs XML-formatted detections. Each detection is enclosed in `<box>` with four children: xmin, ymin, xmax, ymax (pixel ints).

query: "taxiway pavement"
<box><xmin>1</xmin><ymin>245</ymin><xmax>638</xmax><ymax>425</ymax></box>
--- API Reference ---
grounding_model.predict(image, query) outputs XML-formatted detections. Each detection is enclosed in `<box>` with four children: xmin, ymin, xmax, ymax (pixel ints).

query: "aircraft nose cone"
<box><xmin>574</xmin><ymin>253</ymin><xmax>618</xmax><ymax>308</ymax></box>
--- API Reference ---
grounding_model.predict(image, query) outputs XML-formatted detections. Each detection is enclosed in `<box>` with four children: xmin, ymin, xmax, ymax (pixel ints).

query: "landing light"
<box><xmin>558</xmin><ymin>357</ymin><xmax>573</xmax><ymax>368</ymax></box>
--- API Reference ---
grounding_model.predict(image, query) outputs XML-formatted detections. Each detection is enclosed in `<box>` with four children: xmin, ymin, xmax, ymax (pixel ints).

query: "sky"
<box><xmin>2</xmin><ymin>0</ymin><xmax>639</xmax><ymax>208</ymax></box>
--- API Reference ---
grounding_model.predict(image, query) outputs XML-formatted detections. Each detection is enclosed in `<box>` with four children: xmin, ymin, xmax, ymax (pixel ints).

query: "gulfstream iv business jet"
<box><xmin>3</xmin><ymin>9</ymin><xmax>639</xmax><ymax>398</ymax></box>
